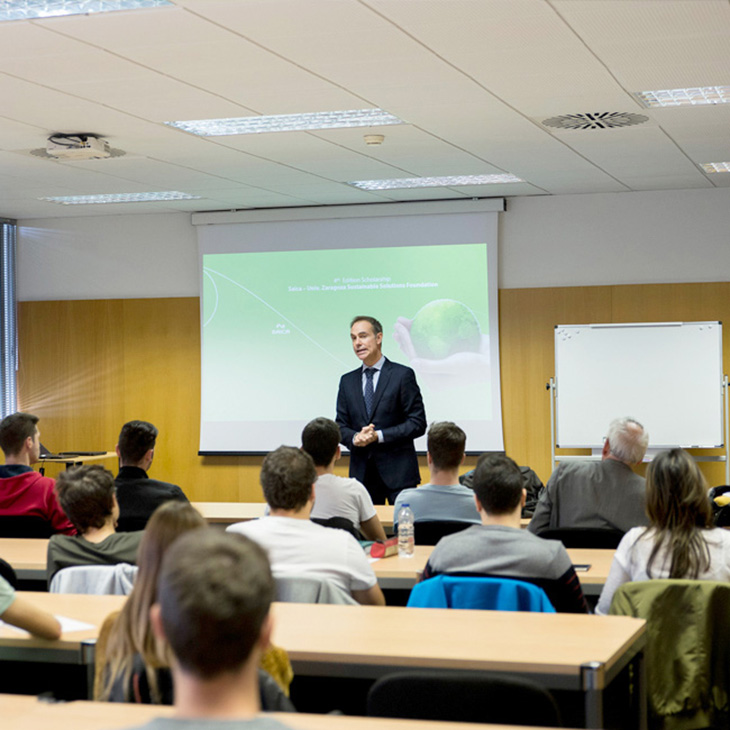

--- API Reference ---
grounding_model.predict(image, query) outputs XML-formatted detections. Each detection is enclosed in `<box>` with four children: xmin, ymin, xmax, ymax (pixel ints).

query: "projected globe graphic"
<box><xmin>410</xmin><ymin>299</ymin><xmax>481</xmax><ymax>360</ymax></box>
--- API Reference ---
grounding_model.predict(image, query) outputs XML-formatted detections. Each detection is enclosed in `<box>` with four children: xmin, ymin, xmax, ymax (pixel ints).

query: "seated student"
<box><xmin>101</xmin><ymin>501</ymin><xmax>293</xmax><ymax>711</ymax></box>
<box><xmin>114</xmin><ymin>420</ymin><xmax>188</xmax><ymax>532</ymax></box>
<box><xmin>596</xmin><ymin>448</ymin><xmax>730</xmax><ymax>615</ymax></box>
<box><xmin>0</xmin><ymin>412</ymin><xmax>75</xmax><ymax>535</ymax></box>
<box><xmin>392</xmin><ymin>421</ymin><xmax>479</xmax><ymax>528</ymax></box>
<box><xmin>0</xmin><ymin>573</ymin><xmax>61</xmax><ymax>639</ymax></box>
<box><xmin>47</xmin><ymin>465</ymin><xmax>144</xmax><ymax>584</ymax></box>
<box><xmin>227</xmin><ymin>446</ymin><xmax>385</xmax><ymax>606</ymax></box>
<box><xmin>122</xmin><ymin>530</ymin><xmax>294</xmax><ymax>730</ymax></box>
<box><xmin>529</xmin><ymin>417</ymin><xmax>649</xmax><ymax>534</ymax></box>
<box><xmin>302</xmin><ymin>417</ymin><xmax>386</xmax><ymax>542</ymax></box>
<box><xmin>423</xmin><ymin>453</ymin><xmax>588</xmax><ymax>613</ymax></box>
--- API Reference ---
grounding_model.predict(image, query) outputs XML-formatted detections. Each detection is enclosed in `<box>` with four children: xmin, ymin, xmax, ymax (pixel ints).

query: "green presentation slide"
<box><xmin>200</xmin><ymin>242</ymin><xmax>492</xmax><ymax>452</ymax></box>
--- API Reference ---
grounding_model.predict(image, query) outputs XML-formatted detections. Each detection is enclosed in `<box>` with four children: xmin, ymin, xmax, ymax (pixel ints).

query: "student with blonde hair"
<box><xmin>101</xmin><ymin>501</ymin><xmax>293</xmax><ymax>711</ymax></box>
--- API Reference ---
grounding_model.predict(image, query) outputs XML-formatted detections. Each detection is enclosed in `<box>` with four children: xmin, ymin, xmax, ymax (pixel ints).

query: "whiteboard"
<box><xmin>555</xmin><ymin>322</ymin><xmax>724</xmax><ymax>448</ymax></box>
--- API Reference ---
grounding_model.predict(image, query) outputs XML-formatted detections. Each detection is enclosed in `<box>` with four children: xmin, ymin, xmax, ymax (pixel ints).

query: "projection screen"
<box><xmin>196</xmin><ymin>204</ymin><xmax>504</xmax><ymax>454</ymax></box>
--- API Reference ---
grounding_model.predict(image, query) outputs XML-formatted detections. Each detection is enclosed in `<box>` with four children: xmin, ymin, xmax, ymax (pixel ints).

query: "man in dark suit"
<box><xmin>114</xmin><ymin>420</ymin><xmax>188</xmax><ymax>531</ymax></box>
<box><xmin>336</xmin><ymin>316</ymin><xmax>427</xmax><ymax>504</ymax></box>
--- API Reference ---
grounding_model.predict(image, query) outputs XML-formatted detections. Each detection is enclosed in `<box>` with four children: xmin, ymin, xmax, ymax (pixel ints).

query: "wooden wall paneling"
<box><xmin>610</xmin><ymin>282</ymin><xmax>730</xmax><ymax>486</ymax></box>
<box><xmin>18</xmin><ymin>299</ymin><xmax>124</xmax><ymax>479</ymax></box>
<box><xmin>498</xmin><ymin>286</ymin><xmax>613</xmax><ymax>483</ymax></box>
<box><xmin>117</xmin><ymin>298</ymin><xmax>266</xmax><ymax>502</ymax></box>
<box><xmin>17</xmin><ymin>282</ymin><xmax>730</xmax><ymax>502</ymax></box>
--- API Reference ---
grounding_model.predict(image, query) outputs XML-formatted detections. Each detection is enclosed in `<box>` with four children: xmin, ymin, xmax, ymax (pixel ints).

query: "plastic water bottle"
<box><xmin>397</xmin><ymin>503</ymin><xmax>415</xmax><ymax>558</ymax></box>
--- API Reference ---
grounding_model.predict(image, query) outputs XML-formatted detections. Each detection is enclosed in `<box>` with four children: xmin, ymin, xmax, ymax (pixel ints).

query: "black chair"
<box><xmin>0</xmin><ymin>515</ymin><xmax>54</xmax><ymax>538</ymax></box>
<box><xmin>413</xmin><ymin>520</ymin><xmax>472</xmax><ymax>546</ymax></box>
<box><xmin>536</xmin><ymin>527</ymin><xmax>625</xmax><ymax>549</ymax></box>
<box><xmin>311</xmin><ymin>516</ymin><xmax>362</xmax><ymax>541</ymax></box>
<box><xmin>0</xmin><ymin>557</ymin><xmax>18</xmax><ymax>588</ymax></box>
<box><xmin>367</xmin><ymin>669</ymin><xmax>562</xmax><ymax>726</ymax></box>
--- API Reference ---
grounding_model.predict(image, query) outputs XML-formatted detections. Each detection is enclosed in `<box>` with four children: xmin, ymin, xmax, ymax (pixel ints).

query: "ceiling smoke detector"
<box><xmin>541</xmin><ymin>112</ymin><xmax>650</xmax><ymax>131</ymax></box>
<box><xmin>364</xmin><ymin>134</ymin><xmax>385</xmax><ymax>146</ymax></box>
<box><xmin>45</xmin><ymin>134</ymin><xmax>112</xmax><ymax>160</ymax></box>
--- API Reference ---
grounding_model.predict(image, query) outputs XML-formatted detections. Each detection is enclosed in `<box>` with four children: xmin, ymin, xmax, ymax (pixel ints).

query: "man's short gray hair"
<box><xmin>606</xmin><ymin>417</ymin><xmax>649</xmax><ymax>464</ymax></box>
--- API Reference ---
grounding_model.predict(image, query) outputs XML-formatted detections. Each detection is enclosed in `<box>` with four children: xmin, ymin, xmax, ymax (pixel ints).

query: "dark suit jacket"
<box><xmin>336</xmin><ymin>358</ymin><xmax>426</xmax><ymax>491</ymax></box>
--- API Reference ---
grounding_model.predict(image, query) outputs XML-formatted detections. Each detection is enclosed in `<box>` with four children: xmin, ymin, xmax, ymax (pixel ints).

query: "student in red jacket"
<box><xmin>0</xmin><ymin>412</ymin><xmax>75</xmax><ymax>535</ymax></box>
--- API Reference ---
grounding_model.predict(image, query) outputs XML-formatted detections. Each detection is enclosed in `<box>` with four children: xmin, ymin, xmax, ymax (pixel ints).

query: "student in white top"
<box><xmin>227</xmin><ymin>446</ymin><xmax>385</xmax><ymax>606</ymax></box>
<box><xmin>302</xmin><ymin>417</ymin><xmax>386</xmax><ymax>542</ymax></box>
<box><xmin>392</xmin><ymin>421</ymin><xmax>479</xmax><ymax>529</ymax></box>
<box><xmin>596</xmin><ymin>448</ymin><xmax>730</xmax><ymax>615</ymax></box>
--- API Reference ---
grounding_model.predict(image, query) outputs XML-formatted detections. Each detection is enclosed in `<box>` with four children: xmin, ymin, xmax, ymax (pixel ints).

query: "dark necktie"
<box><xmin>364</xmin><ymin>368</ymin><xmax>375</xmax><ymax>418</ymax></box>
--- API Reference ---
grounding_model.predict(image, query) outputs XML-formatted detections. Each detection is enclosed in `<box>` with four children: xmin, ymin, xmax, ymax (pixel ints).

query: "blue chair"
<box><xmin>407</xmin><ymin>575</ymin><xmax>555</xmax><ymax>612</ymax></box>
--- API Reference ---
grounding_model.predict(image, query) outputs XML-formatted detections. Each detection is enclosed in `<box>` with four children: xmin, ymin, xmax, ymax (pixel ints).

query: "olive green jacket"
<box><xmin>610</xmin><ymin>579</ymin><xmax>730</xmax><ymax>730</ymax></box>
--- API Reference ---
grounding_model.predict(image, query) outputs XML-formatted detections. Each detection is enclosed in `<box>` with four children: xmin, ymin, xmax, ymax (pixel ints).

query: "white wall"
<box><xmin>17</xmin><ymin>213</ymin><xmax>197</xmax><ymax>301</ymax></box>
<box><xmin>499</xmin><ymin>187</ymin><xmax>730</xmax><ymax>289</ymax></box>
<box><xmin>18</xmin><ymin>187</ymin><xmax>730</xmax><ymax>300</ymax></box>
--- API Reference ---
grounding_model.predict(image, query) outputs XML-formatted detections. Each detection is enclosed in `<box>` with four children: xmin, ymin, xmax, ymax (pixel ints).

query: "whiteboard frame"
<box><xmin>549</xmin><ymin>321</ymin><xmax>728</xmax><ymax>481</ymax></box>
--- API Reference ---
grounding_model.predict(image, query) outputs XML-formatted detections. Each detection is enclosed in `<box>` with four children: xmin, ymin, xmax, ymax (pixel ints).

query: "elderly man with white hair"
<box><xmin>528</xmin><ymin>417</ymin><xmax>649</xmax><ymax>534</ymax></box>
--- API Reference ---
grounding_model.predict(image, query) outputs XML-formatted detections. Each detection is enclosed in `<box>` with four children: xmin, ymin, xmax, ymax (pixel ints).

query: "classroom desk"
<box><xmin>40</xmin><ymin>452</ymin><xmax>117</xmax><ymax>470</ymax></box>
<box><xmin>0</xmin><ymin>537</ymin><xmax>48</xmax><ymax>581</ymax></box>
<box><xmin>1</xmin><ymin>595</ymin><xmax>644</xmax><ymax>727</ymax></box>
<box><xmin>271</xmin><ymin>601</ymin><xmax>646</xmax><ymax>729</ymax></box>
<box><xmin>193</xmin><ymin>502</ymin><xmax>530</xmax><ymax>533</ymax></box>
<box><xmin>567</xmin><ymin>548</ymin><xmax>613</xmax><ymax>597</ymax></box>
<box><xmin>193</xmin><ymin>502</ymin><xmax>395</xmax><ymax>528</ymax></box>
<box><xmin>371</xmin><ymin>545</ymin><xmax>612</xmax><ymax>595</ymax></box>
<box><xmin>0</xmin><ymin>592</ymin><xmax>126</xmax><ymax>697</ymax></box>
<box><xmin>0</xmin><ymin>537</ymin><xmax>615</xmax><ymax>595</ymax></box>
<box><xmin>1</xmin><ymin>695</ymin><xmax>558</xmax><ymax>730</ymax></box>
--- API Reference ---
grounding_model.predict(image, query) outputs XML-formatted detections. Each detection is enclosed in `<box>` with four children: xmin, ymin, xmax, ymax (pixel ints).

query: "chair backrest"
<box><xmin>0</xmin><ymin>557</ymin><xmax>18</xmax><ymax>589</ymax></box>
<box><xmin>413</xmin><ymin>520</ymin><xmax>472</xmax><ymax>546</ymax></box>
<box><xmin>274</xmin><ymin>573</ymin><xmax>358</xmax><ymax>605</ymax></box>
<box><xmin>407</xmin><ymin>575</ymin><xmax>555</xmax><ymax>612</ymax></box>
<box><xmin>367</xmin><ymin>669</ymin><xmax>561</xmax><ymax>727</ymax></box>
<box><xmin>50</xmin><ymin>563</ymin><xmax>138</xmax><ymax>595</ymax></box>
<box><xmin>610</xmin><ymin>579</ymin><xmax>730</xmax><ymax>730</ymax></box>
<box><xmin>310</xmin><ymin>516</ymin><xmax>362</xmax><ymax>541</ymax></box>
<box><xmin>0</xmin><ymin>515</ymin><xmax>54</xmax><ymax>538</ymax></box>
<box><xmin>536</xmin><ymin>526</ymin><xmax>625</xmax><ymax>549</ymax></box>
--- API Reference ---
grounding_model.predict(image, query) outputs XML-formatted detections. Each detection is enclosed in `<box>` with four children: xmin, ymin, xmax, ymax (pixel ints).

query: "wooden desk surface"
<box><xmin>0</xmin><ymin>538</ymin><xmax>615</xmax><ymax>593</ymax></box>
<box><xmin>194</xmin><ymin>503</ymin><xmax>531</xmax><ymax>531</ymax></box>
<box><xmin>0</xmin><ymin>537</ymin><xmax>48</xmax><ymax>580</ymax></box>
<box><xmin>193</xmin><ymin>502</ymin><xmax>395</xmax><ymax>528</ymax></box>
<box><xmin>4</xmin><ymin>591</ymin><xmax>639</xmax><ymax>679</ymax></box>
<box><xmin>371</xmin><ymin>545</ymin><xmax>613</xmax><ymax>594</ymax></box>
<box><xmin>271</xmin><ymin>601</ymin><xmax>645</xmax><ymax>688</ymax></box>
<box><xmin>2</xmin><ymin>695</ymin><xmax>554</xmax><ymax>730</ymax></box>
<box><xmin>0</xmin><ymin>592</ymin><xmax>126</xmax><ymax>662</ymax></box>
<box><xmin>41</xmin><ymin>451</ymin><xmax>117</xmax><ymax>467</ymax></box>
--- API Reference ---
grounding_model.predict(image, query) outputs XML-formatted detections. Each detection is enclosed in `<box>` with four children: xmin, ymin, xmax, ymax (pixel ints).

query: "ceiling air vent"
<box><xmin>541</xmin><ymin>112</ymin><xmax>649</xmax><ymax>131</ymax></box>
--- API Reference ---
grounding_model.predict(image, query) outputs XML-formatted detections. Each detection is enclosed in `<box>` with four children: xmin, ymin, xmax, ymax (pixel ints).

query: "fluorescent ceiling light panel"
<box><xmin>701</xmin><ymin>162</ymin><xmax>730</xmax><ymax>173</ymax></box>
<box><xmin>636</xmin><ymin>86</ymin><xmax>730</xmax><ymax>107</ymax></box>
<box><xmin>349</xmin><ymin>174</ymin><xmax>524</xmax><ymax>190</ymax></box>
<box><xmin>166</xmin><ymin>109</ymin><xmax>405</xmax><ymax>136</ymax></box>
<box><xmin>39</xmin><ymin>191</ymin><xmax>201</xmax><ymax>205</ymax></box>
<box><xmin>0</xmin><ymin>0</ymin><xmax>171</xmax><ymax>21</ymax></box>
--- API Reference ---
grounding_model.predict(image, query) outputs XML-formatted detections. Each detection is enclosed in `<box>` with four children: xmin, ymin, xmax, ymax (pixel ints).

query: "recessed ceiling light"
<box><xmin>701</xmin><ymin>162</ymin><xmax>730</xmax><ymax>173</ymax></box>
<box><xmin>39</xmin><ymin>191</ymin><xmax>201</xmax><ymax>205</ymax></box>
<box><xmin>349</xmin><ymin>174</ymin><xmax>524</xmax><ymax>191</ymax></box>
<box><xmin>0</xmin><ymin>0</ymin><xmax>172</xmax><ymax>22</ymax></box>
<box><xmin>636</xmin><ymin>86</ymin><xmax>730</xmax><ymax>108</ymax></box>
<box><xmin>165</xmin><ymin>109</ymin><xmax>405</xmax><ymax>136</ymax></box>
